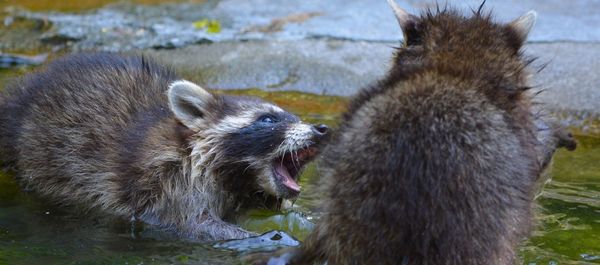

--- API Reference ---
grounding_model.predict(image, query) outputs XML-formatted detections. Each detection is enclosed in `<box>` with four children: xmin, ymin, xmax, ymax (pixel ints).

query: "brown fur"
<box><xmin>261</xmin><ymin>5</ymin><xmax>574</xmax><ymax>265</ymax></box>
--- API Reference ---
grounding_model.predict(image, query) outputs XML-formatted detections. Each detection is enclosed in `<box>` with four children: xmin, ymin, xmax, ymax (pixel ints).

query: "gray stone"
<box><xmin>11</xmin><ymin>0</ymin><xmax>600</xmax><ymax>51</ymax></box>
<box><xmin>146</xmin><ymin>40</ymin><xmax>600</xmax><ymax>116</ymax></box>
<box><xmin>145</xmin><ymin>40</ymin><xmax>391</xmax><ymax>96</ymax></box>
<box><xmin>3</xmin><ymin>0</ymin><xmax>598</xmax><ymax>127</ymax></box>
<box><xmin>527</xmin><ymin>43</ymin><xmax>600</xmax><ymax>115</ymax></box>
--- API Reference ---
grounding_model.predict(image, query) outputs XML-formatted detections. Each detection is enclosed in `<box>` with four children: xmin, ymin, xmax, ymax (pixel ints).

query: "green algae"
<box><xmin>552</xmin><ymin>135</ymin><xmax>600</xmax><ymax>183</ymax></box>
<box><xmin>212</xmin><ymin>88</ymin><xmax>347</xmax><ymax>126</ymax></box>
<box><xmin>192</xmin><ymin>19</ymin><xmax>222</xmax><ymax>34</ymax></box>
<box><xmin>520</xmin><ymin>135</ymin><xmax>600</xmax><ymax>264</ymax></box>
<box><xmin>0</xmin><ymin>0</ymin><xmax>206</xmax><ymax>12</ymax></box>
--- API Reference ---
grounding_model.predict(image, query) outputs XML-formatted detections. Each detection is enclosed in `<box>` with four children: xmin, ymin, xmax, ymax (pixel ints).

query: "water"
<box><xmin>0</xmin><ymin>70</ymin><xmax>599</xmax><ymax>264</ymax></box>
<box><xmin>522</xmin><ymin>135</ymin><xmax>600</xmax><ymax>264</ymax></box>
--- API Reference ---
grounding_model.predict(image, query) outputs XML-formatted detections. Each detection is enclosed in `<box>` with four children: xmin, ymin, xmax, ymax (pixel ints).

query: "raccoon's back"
<box><xmin>0</xmin><ymin>53</ymin><xmax>178</xmax><ymax>205</ymax></box>
<box><xmin>317</xmin><ymin>77</ymin><xmax>538</xmax><ymax>264</ymax></box>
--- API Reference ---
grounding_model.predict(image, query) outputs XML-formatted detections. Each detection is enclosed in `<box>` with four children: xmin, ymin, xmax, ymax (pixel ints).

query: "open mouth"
<box><xmin>272</xmin><ymin>147</ymin><xmax>318</xmax><ymax>196</ymax></box>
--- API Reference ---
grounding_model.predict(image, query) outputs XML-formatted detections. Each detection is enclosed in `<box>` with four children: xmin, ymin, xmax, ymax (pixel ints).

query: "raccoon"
<box><xmin>533</xmin><ymin>114</ymin><xmax>576</xmax><ymax>195</ymax></box>
<box><xmin>259</xmin><ymin>2</ymin><xmax>576</xmax><ymax>265</ymax></box>
<box><xmin>535</xmin><ymin>115</ymin><xmax>577</xmax><ymax>169</ymax></box>
<box><xmin>0</xmin><ymin>52</ymin><xmax>328</xmax><ymax>241</ymax></box>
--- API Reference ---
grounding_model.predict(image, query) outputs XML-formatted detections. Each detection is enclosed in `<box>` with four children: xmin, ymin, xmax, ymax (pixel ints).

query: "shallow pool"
<box><xmin>0</xmin><ymin>82</ymin><xmax>598</xmax><ymax>264</ymax></box>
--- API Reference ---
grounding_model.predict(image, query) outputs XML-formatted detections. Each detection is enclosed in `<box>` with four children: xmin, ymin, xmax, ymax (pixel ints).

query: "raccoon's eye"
<box><xmin>258</xmin><ymin>115</ymin><xmax>278</xmax><ymax>124</ymax></box>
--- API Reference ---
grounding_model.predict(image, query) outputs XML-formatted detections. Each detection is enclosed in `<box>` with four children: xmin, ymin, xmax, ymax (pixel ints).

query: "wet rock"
<box><xmin>581</xmin><ymin>254</ymin><xmax>600</xmax><ymax>261</ymax></box>
<box><xmin>526</xmin><ymin>42</ymin><xmax>600</xmax><ymax>116</ymax></box>
<box><xmin>214</xmin><ymin>230</ymin><xmax>299</xmax><ymax>253</ymax></box>
<box><xmin>145</xmin><ymin>40</ymin><xmax>600</xmax><ymax>121</ymax></box>
<box><xmin>0</xmin><ymin>13</ymin><xmax>54</xmax><ymax>53</ymax></box>
<box><xmin>6</xmin><ymin>0</ymin><xmax>600</xmax><ymax>52</ymax></box>
<box><xmin>0</xmin><ymin>52</ymin><xmax>48</xmax><ymax>68</ymax></box>
<box><xmin>144</xmin><ymin>40</ymin><xmax>390</xmax><ymax>96</ymax></box>
<box><xmin>8</xmin><ymin>2</ymin><xmax>228</xmax><ymax>51</ymax></box>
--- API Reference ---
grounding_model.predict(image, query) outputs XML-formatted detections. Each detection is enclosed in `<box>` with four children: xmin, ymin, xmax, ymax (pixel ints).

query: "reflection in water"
<box><xmin>543</xmin><ymin>182</ymin><xmax>600</xmax><ymax>208</ymax></box>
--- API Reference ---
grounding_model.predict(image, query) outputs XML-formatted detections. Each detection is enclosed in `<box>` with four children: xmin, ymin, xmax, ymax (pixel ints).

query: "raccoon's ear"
<box><xmin>386</xmin><ymin>0</ymin><xmax>419</xmax><ymax>45</ymax></box>
<box><xmin>168</xmin><ymin>80</ymin><xmax>215</xmax><ymax>128</ymax></box>
<box><xmin>508</xmin><ymin>10</ymin><xmax>537</xmax><ymax>45</ymax></box>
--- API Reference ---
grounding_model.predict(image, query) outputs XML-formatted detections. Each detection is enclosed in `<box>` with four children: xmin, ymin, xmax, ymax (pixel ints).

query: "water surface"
<box><xmin>0</xmin><ymin>77</ymin><xmax>599</xmax><ymax>264</ymax></box>
<box><xmin>0</xmin><ymin>5</ymin><xmax>599</xmax><ymax>259</ymax></box>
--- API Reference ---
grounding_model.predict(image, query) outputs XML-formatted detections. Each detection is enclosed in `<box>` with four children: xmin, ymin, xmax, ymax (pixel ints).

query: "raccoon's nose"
<box><xmin>558</xmin><ymin>132</ymin><xmax>577</xmax><ymax>151</ymax></box>
<box><xmin>312</xmin><ymin>124</ymin><xmax>329</xmax><ymax>136</ymax></box>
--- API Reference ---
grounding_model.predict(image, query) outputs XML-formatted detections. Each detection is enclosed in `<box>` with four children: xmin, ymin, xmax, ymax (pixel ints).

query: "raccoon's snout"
<box><xmin>311</xmin><ymin>124</ymin><xmax>329</xmax><ymax>144</ymax></box>
<box><xmin>557</xmin><ymin>131</ymin><xmax>577</xmax><ymax>151</ymax></box>
<box><xmin>263</xmin><ymin>123</ymin><xmax>327</xmax><ymax>199</ymax></box>
<box><xmin>312</xmin><ymin>124</ymin><xmax>329</xmax><ymax>136</ymax></box>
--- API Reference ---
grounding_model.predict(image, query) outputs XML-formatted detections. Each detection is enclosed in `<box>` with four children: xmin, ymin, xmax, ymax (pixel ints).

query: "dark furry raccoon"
<box><xmin>0</xmin><ymin>52</ymin><xmax>328</xmax><ymax>241</ymax></box>
<box><xmin>256</xmin><ymin>2</ymin><xmax>576</xmax><ymax>265</ymax></box>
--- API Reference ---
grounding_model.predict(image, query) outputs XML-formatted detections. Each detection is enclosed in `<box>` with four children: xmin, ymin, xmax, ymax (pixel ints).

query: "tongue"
<box><xmin>274</xmin><ymin>164</ymin><xmax>301</xmax><ymax>192</ymax></box>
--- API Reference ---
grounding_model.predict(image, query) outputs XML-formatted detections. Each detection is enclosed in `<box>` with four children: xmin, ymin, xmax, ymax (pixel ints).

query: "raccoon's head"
<box><xmin>386</xmin><ymin>0</ymin><xmax>538</xmax><ymax>90</ymax></box>
<box><xmin>534</xmin><ymin>115</ymin><xmax>577</xmax><ymax>170</ymax></box>
<box><xmin>167</xmin><ymin>80</ymin><xmax>328</xmax><ymax>199</ymax></box>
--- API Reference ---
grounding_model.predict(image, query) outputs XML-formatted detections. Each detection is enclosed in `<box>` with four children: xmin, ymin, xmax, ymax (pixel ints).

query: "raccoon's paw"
<box><xmin>193</xmin><ymin>214</ymin><xmax>257</xmax><ymax>241</ymax></box>
<box><xmin>217</xmin><ymin>226</ymin><xmax>256</xmax><ymax>241</ymax></box>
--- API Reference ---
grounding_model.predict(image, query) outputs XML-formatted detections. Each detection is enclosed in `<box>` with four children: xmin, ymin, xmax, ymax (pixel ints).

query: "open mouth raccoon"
<box><xmin>271</xmin><ymin>143</ymin><xmax>320</xmax><ymax>197</ymax></box>
<box><xmin>0</xmin><ymin>52</ymin><xmax>328</xmax><ymax>240</ymax></box>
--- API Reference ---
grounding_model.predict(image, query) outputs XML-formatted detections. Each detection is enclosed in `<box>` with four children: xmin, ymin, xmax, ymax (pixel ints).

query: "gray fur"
<box><xmin>0</xmin><ymin>52</ymin><xmax>326</xmax><ymax>241</ymax></box>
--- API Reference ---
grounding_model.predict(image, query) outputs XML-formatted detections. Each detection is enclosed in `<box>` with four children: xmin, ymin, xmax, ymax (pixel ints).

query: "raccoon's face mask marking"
<box><xmin>168</xmin><ymin>80</ymin><xmax>328</xmax><ymax>200</ymax></box>
<box><xmin>219</xmin><ymin>103</ymin><xmax>329</xmax><ymax>199</ymax></box>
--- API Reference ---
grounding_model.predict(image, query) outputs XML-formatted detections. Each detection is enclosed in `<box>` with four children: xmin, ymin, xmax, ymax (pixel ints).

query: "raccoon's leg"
<box><xmin>191</xmin><ymin>214</ymin><xmax>256</xmax><ymax>241</ymax></box>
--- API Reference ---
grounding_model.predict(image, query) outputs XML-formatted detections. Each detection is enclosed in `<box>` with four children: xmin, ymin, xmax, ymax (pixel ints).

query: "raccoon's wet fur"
<box><xmin>0</xmin><ymin>52</ymin><xmax>328</xmax><ymax>241</ymax></box>
<box><xmin>266</xmin><ymin>2</ymin><xmax>576</xmax><ymax>265</ymax></box>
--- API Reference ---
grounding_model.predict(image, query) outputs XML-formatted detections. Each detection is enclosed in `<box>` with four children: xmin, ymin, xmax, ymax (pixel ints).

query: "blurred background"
<box><xmin>0</xmin><ymin>1</ymin><xmax>599</xmax><ymax>264</ymax></box>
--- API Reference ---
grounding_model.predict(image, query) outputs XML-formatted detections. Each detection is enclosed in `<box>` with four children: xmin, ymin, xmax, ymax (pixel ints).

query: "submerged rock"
<box><xmin>0</xmin><ymin>52</ymin><xmax>47</xmax><ymax>68</ymax></box>
<box><xmin>214</xmin><ymin>230</ymin><xmax>300</xmax><ymax>253</ymax></box>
